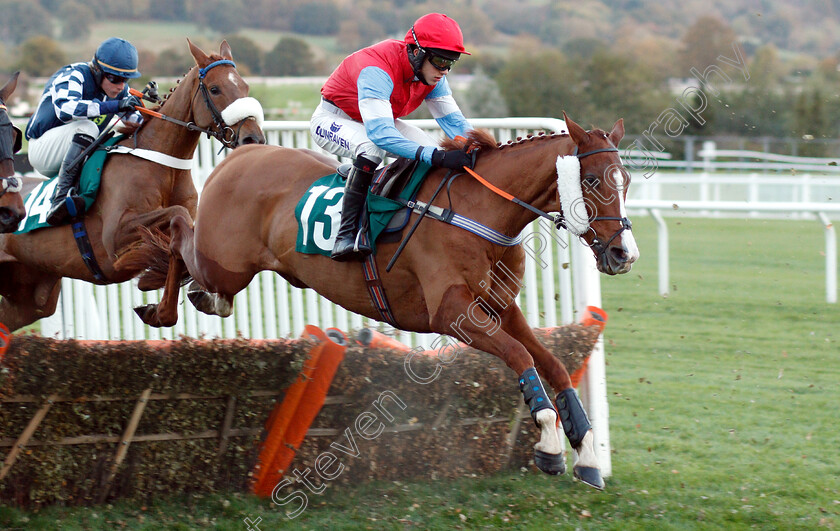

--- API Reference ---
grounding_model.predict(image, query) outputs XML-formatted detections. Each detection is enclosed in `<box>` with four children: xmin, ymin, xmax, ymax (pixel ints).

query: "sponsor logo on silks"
<box><xmin>92</xmin><ymin>114</ymin><xmax>108</xmax><ymax>126</ymax></box>
<box><xmin>315</xmin><ymin>124</ymin><xmax>351</xmax><ymax>151</ymax></box>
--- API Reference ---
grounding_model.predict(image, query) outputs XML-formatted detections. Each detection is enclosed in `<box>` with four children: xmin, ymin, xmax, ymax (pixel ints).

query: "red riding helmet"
<box><xmin>405</xmin><ymin>13</ymin><xmax>471</xmax><ymax>59</ymax></box>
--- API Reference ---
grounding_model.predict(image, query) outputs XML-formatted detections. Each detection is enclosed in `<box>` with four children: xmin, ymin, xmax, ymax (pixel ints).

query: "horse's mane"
<box><xmin>440</xmin><ymin>129</ymin><xmax>498</xmax><ymax>152</ymax></box>
<box><xmin>439</xmin><ymin>128</ymin><xmax>570</xmax><ymax>158</ymax></box>
<box><xmin>159</xmin><ymin>52</ymin><xmax>225</xmax><ymax>105</ymax></box>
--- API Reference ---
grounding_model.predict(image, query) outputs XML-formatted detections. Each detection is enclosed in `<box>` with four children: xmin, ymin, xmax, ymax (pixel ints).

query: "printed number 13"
<box><xmin>299</xmin><ymin>185</ymin><xmax>343</xmax><ymax>251</ymax></box>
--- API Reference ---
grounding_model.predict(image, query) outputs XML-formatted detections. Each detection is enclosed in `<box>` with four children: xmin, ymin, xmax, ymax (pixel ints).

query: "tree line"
<box><xmin>2</xmin><ymin>1</ymin><xmax>839</xmax><ymax>150</ymax></box>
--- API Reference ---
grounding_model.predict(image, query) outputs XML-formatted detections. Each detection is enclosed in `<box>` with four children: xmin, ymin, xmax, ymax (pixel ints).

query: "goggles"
<box><xmin>103</xmin><ymin>72</ymin><xmax>128</xmax><ymax>85</ymax></box>
<box><xmin>427</xmin><ymin>53</ymin><xmax>456</xmax><ymax>72</ymax></box>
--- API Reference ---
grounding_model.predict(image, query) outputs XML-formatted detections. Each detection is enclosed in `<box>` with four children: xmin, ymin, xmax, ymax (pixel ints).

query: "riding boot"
<box><xmin>331</xmin><ymin>155</ymin><xmax>377</xmax><ymax>262</ymax></box>
<box><xmin>46</xmin><ymin>133</ymin><xmax>95</xmax><ymax>226</ymax></box>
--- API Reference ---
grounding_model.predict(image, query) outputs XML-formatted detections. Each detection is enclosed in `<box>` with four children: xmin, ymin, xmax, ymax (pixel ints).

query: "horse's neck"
<box><xmin>480</xmin><ymin>136</ymin><xmax>573</xmax><ymax>229</ymax></box>
<box><xmin>136</xmin><ymin>71</ymin><xmax>201</xmax><ymax>159</ymax></box>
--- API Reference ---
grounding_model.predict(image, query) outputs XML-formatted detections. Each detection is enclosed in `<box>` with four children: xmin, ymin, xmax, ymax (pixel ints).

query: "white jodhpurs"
<box><xmin>310</xmin><ymin>99</ymin><xmax>437</xmax><ymax>161</ymax></box>
<box><xmin>28</xmin><ymin>120</ymin><xmax>100</xmax><ymax>178</ymax></box>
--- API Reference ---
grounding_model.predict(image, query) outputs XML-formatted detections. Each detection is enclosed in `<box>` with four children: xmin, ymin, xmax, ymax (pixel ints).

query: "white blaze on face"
<box><xmin>227</xmin><ymin>72</ymin><xmax>240</xmax><ymax>87</ymax></box>
<box><xmin>612</xmin><ymin>169</ymin><xmax>639</xmax><ymax>262</ymax></box>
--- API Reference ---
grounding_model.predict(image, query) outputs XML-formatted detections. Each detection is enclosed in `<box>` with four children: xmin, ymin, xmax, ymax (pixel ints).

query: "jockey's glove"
<box><xmin>118</xmin><ymin>94</ymin><xmax>143</xmax><ymax>112</ymax></box>
<box><xmin>431</xmin><ymin>148</ymin><xmax>473</xmax><ymax>170</ymax></box>
<box><xmin>99</xmin><ymin>94</ymin><xmax>143</xmax><ymax>115</ymax></box>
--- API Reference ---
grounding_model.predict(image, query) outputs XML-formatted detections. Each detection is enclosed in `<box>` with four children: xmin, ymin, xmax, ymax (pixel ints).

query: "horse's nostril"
<box><xmin>239</xmin><ymin>135</ymin><xmax>264</xmax><ymax>146</ymax></box>
<box><xmin>0</xmin><ymin>207</ymin><xmax>21</xmax><ymax>231</ymax></box>
<box><xmin>609</xmin><ymin>246</ymin><xmax>628</xmax><ymax>263</ymax></box>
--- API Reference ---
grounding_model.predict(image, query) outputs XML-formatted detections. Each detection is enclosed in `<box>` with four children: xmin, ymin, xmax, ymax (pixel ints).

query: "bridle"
<box><xmin>572</xmin><ymin>146</ymin><xmax>633</xmax><ymax>258</ymax></box>
<box><xmin>0</xmin><ymin>102</ymin><xmax>22</xmax><ymax>199</ymax></box>
<box><xmin>136</xmin><ymin>60</ymin><xmax>245</xmax><ymax>149</ymax></box>
<box><xmin>463</xmin><ymin>142</ymin><xmax>633</xmax><ymax>260</ymax></box>
<box><xmin>194</xmin><ymin>60</ymin><xmax>239</xmax><ymax>148</ymax></box>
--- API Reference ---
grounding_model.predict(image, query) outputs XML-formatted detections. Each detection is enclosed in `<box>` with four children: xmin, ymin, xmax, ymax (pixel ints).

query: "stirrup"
<box><xmin>46</xmin><ymin>192</ymin><xmax>85</xmax><ymax>226</ymax></box>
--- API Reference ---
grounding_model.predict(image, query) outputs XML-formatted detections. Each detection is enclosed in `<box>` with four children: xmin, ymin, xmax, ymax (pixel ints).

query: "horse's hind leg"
<box><xmin>429</xmin><ymin>284</ymin><xmax>565</xmax><ymax>475</ymax></box>
<box><xmin>499</xmin><ymin>303</ymin><xmax>604</xmax><ymax>490</ymax></box>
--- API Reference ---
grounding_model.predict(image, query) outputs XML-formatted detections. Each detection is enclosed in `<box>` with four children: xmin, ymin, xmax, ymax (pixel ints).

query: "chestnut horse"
<box><xmin>0</xmin><ymin>41</ymin><xmax>265</xmax><ymax>331</ymax></box>
<box><xmin>0</xmin><ymin>72</ymin><xmax>25</xmax><ymax>233</ymax></box>
<box><xmin>122</xmin><ymin>113</ymin><xmax>638</xmax><ymax>489</ymax></box>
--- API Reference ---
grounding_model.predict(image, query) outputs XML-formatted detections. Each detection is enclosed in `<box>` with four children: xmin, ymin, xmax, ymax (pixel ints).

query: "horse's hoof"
<box><xmin>187</xmin><ymin>283</ymin><xmax>214</xmax><ymax>315</ymax></box>
<box><xmin>573</xmin><ymin>465</ymin><xmax>604</xmax><ymax>490</ymax></box>
<box><xmin>133</xmin><ymin>304</ymin><xmax>158</xmax><ymax>325</ymax></box>
<box><xmin>534</xmin><ymin>450</ymin><xmax>566</xmax><ymax>475</ymax></box>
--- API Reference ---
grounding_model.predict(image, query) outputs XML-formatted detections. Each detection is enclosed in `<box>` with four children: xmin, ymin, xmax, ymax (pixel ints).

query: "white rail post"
<box><xmin>571</xmin><ymin>237</ymin><xmax>611</xmax><ymax>478</ymax></box>
<box><xmin>818</xmin><ymin>213</ymin><xmax>837</xmax><ymax>303</ymax></box>
<box><xmin>649</xmin><ymin>209</ymin><xmax>670</xmax><ymax>296</ymax></box>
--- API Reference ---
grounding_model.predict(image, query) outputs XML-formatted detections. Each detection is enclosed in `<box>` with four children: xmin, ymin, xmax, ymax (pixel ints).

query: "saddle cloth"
<box><xmin>295</xmin><ymin>160</ymin><xmax>432</xmax><ymax>256</ymax></box>
<box><xmin>15</xmin><ymin>135</ymin><xmax>124</xmax><ymax>234</ymax></box>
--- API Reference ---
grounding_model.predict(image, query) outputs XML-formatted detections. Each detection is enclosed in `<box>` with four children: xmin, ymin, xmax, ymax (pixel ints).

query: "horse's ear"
<box><xmin>0</xmin><ymin>71</ymin><xmax>20</xmax><ymax>102</ymax></box>
<box><xmin>563</xmin><ymin>111</ymin><xmax>588</xmax><ymax>146</ymax></box>
<box><xmin>187</xmin><ymin>38</ymin><xmax>210</xmax><ymax>67</ymax></box>
<box><xmin>609</xmin><ymin>118</ymin><xmax>625</xmax><ymax>146</ymax></box>
<box><xmin>220</xmin><ymin>40</ymin><xmax>234</xmax><ymax>60</ymax></box>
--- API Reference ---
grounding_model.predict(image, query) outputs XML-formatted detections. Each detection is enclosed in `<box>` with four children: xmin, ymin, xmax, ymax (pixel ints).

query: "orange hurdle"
<box><xmin>251</xmin><ymin>325</ymin><xmax>347</xmax><ymax>498</ymax></box>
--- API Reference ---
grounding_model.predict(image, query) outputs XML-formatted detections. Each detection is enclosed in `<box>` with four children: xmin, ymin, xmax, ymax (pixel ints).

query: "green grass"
<box><xmin>2</xmin><ymin>216</ymin><xmax>839</xmax><ymax>529</ymax></box>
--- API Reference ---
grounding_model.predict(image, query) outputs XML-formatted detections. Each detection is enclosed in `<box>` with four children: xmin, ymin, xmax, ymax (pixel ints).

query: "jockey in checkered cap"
<box><xmin>25</xmin><ymin>37</ymin><xmax>144</xmax><ymax>226</ymax></box>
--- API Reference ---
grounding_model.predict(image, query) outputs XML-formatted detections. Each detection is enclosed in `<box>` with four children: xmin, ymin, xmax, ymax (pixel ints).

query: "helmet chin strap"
<box><xmin>88</xmin><ymin>58</ymin><xmax>103</xmax><ymax>87</ymax></box>
<box><xmin>407</xmin><ymin>45</ymin><xmax>431</xmax><ymax>85</ymax></box>
<box><xmin>407</xmin><ymin>26</ymin><xmax>434</xmax><ymax>86</ymax></box>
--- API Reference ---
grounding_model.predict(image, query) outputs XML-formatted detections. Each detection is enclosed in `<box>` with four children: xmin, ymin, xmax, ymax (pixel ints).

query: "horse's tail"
<box><xmin>115</xmin><ymin>227</ymin><xmax>192</xmax><ymax>291</ymax></box>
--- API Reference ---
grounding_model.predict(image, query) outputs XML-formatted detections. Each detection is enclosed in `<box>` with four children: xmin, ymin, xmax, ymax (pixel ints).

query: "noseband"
<box><xmin>558</xmin><ymin>146</ymin><xmax>633</xmax><ymax>258</ymax></box>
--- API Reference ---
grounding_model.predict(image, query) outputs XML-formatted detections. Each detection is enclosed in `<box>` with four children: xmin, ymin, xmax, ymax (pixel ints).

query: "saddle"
<box><xmin>15</xmin><ymin>135</ymin><xmax>124</xmax><ymax>234</ymax></box>
<box><xmin>335</xmin><ymin>157</ymin><xmax>420</xmax><ymax>201</ymax></box>
<box><xmin>294</xmin><ymin>158</ymin><xmax>433</xmax><ymax>257</ymax></box>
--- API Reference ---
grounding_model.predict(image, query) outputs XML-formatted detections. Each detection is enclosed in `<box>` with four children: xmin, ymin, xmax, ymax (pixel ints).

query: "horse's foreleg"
<box><xmin>134</xmin><ymin>254</ymin><xmax>185</xmax><ymax>328</ymax></box>
<box><xmin>429</xmin><ymin>284</ymin><xmax>564</xmax><ymax>475</ymax></box>
<box><xmin>132</xmin><ymin>213</ymin><xmax>194</xmax><ymax>328</ymax></box>
<box><xmin>0</xmin><ymin>270</ymin><xmax>61</xmax><ymax>332</ymax></box>
<box><xmin>499</xmin><ymin>304</ymin><xmax>603</xmax><ymax>489</ymax></box>
<box><xmin>171</xmin><ymin>214</ymin><xmax>236</xmax><ymax>319</ymax></box>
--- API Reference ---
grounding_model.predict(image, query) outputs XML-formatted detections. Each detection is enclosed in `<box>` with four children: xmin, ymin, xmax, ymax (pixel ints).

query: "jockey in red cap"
<box><xmin>311</xmin><ymin>13</ymin><xmax>474</xmax><ymax>262</ymax></box>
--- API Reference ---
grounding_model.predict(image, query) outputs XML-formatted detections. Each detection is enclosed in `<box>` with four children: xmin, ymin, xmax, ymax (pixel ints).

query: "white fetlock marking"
<box><xmin>573</xmin><ymin>430</ymin><xmax>599</xmax><ymax>469</ymax></box>
<box><xmin>534</xmin><ymin>409</ymin><xmax>563</xmax><ymax>455</ymax></box>
<box><xmin>215</xmin><ymin>294</ymin><xmax>233</xmax><ymax>317</ymax></box>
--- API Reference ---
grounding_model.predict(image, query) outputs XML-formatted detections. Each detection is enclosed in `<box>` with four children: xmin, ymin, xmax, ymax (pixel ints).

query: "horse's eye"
<box><xmin>209</xmin><ymin>86</ymin><xmax>221</xmax><ymax>95</ymax></box>
<box><xmin>582</xmin><ymin>175</ymin><xmax>599</xmax><ymax>187</ymax></box>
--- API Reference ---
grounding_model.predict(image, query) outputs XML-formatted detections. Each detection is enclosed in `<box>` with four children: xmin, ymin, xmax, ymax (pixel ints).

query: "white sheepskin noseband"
<box><xmin>220</xmin><ymin>97</ymin><xmax>264</xmax><ymax>128</ymax></box>
<box><xmin>1</xmin><ymin>176</ymin><xmax>21</xmax><ymax>194</ymax></box>
<box><xmin>555</xmin><ymin>155</ymin><xmax>589</xmax><ymax>236</ymax></box>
